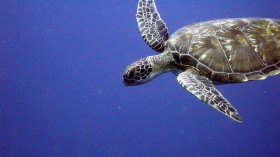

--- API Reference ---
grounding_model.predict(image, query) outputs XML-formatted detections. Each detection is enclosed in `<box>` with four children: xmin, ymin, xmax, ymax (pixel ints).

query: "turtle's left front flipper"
<box><xmin>136</xmin><ymin>0</ymin><xmax>169</xmax><ymax>52</ymax></box>
<box><xmin>177</xmin><ymin>68</ymin><xmax>242</xmax><ymax>122</ymax></box>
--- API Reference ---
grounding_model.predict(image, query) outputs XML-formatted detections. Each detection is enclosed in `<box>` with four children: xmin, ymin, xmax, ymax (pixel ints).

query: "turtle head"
<box><xmin>122</xmin><ymin>57</ymin><xmax>154</xmax><ymax>86</ymax></box>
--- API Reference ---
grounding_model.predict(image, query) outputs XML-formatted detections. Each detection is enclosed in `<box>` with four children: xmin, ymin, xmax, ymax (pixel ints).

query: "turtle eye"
<box><xmin>128</xmin><ymin>70</ymin><xmax>135</xmax><ymax>78</ymax></box>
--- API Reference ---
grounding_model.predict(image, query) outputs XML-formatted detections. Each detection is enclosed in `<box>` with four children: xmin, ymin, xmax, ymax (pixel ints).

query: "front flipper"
<box><xmin>177</xmin><ymin>68</ymin><xmax>242</xmax><ymax>122</ymax></box>
<box><xmin>136</xmin><ymin>0</ymin><xmax>169</xmax><ymax>52</ymax></box>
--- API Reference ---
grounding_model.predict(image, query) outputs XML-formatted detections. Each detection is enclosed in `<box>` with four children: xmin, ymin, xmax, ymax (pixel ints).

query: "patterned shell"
<box><xmin>167</xmin><ymin>18</ymin><xmax>280</xmax><ymax>82</ymax></box>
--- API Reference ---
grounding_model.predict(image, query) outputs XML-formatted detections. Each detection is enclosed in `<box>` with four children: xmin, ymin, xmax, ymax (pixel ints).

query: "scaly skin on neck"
<box><xmin>146</xmin><ymin>51</ymin><xmax>177</xmax><ymax>76</ymax></box>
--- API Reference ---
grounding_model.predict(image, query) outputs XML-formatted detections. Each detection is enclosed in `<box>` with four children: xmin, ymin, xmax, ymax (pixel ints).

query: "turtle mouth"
<box><xmin>122</xmin><ymin>76</ymin><xmax>135</xmax><ymax>86</ymax></box>
<box><xmin>122</xmin><ymin>68</ymin><xmax>138</xmax><ymax>86</ymax></box>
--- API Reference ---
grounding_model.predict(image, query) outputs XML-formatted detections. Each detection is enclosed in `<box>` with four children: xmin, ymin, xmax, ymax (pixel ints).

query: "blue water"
<box><xmin>1</xmin><ymin>0</ymin><xmax>280</xmax><ymax>156</ymax></box>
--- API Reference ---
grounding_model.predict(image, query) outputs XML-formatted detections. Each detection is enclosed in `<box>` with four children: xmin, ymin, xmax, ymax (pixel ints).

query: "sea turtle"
<box><xmin>122</xmin><ymin>0</ymin><xmax>280</xmax><ymax>122</ymax></box>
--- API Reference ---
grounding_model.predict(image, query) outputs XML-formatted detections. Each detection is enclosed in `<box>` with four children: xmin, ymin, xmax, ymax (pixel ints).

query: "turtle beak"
<box><xmin>122</xmin><ymin>67</ymin><xmax>137</xmax><ymax>86</ymax></box>
<box><xmin>122</xmin><ymin>74</ymin><xmax>135</xmax><ymax>86</ymax></box>
<box><xmin>122</xmin><ymin>76</ymin><xmax>128</xmax><ymax>86</ymax></box>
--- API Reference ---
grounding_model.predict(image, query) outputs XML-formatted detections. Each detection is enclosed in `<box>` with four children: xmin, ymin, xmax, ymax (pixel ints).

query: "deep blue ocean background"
<box><xmin>1</xmin><ymin>0</ymin><xmax>280</xmax><ymax>156</ymax></box>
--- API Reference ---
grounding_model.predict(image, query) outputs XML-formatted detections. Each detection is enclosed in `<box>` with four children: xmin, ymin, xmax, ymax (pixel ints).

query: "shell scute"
<box><xmin>180</xmin><ymin>54</ymin><xmax>198</xmax><ymax>66</ymax></box>
<box><xmin>167</xmin><ymin>31</ymin><xmax>193</xmax><ymax>56</ymax></box>
<box><xmin>171</xmin><ymin>52</ymin><xmax>180</xmax><ymax>64</ymax></box>
<box><xmin>220</xmin><ymin>18</ymin><xmax>249</xmax><ymax>30</ymax></box>
<box><xmin>188</xmin><ymin>21</ymin><xmax>221</xmax><ymax>36</ymax></box>
<box><xmin>216</xmin><ymin>28</ymin><xmax>266</xmax><ymax>73</ymax></box>
<box><xmin>276</xmin><ymin>61</ymin><xmax>280</xmax><ymax>68</ymax></box>
<box><xmin>196</xmin><ymin>64</ymin><xmax>212</xmax><ymax>78</ymax></box>
<box><xmin>242</xmin><ymin>19</ymin><xmax>280</xmax><ymax>65</ymax></box>
<box><xmin>211</xmin><ymin>72</ymin><xmax>229</xmax><ymax>82</ymax></box>
<box><xmin>261</xmin><ymin>65</ymin><xmax>280</xmax><ymax>76</ymax></box>
<box><xmin>190</xmin><ymin>35</ymin><xmax>232</xmax><ymax>73</ymax></box>
<box><xmin>245</xmin><ymin>72</ymin><xmax>266</xmax><ymax>80</ymax></box>
<box><xmin>228</xmin><ymin>73</ymin><xmax>248</xmax><ymax>82</ymax></box>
